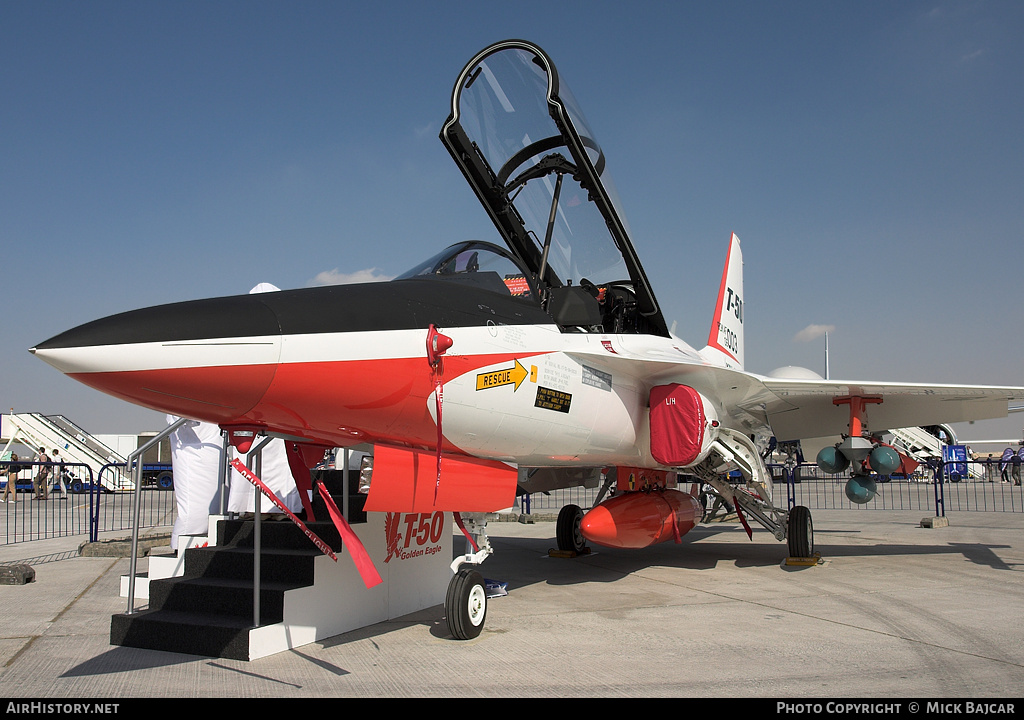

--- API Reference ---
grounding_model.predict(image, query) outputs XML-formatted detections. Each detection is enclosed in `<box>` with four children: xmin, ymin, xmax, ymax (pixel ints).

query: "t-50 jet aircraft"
<box><xmin>31</xmin><ymin>40</ymin><xmax>1024</xmax><ymax>639</ymax></box>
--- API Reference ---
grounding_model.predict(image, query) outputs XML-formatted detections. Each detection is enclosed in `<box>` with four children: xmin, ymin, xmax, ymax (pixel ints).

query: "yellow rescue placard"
<box><xmin>476</xmin><ymin>359</ymin><xmax>528</xmax><ymax>392</ymax></box>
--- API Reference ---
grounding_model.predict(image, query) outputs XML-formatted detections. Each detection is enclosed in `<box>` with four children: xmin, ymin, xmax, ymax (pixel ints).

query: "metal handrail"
<box><xmin>124</xmin><ymin>417</ymin><xmax>187</xmax><ymax>615</ymax></box>
<box><xmin>246</xmin><ymin>435</ymin><xmax>274</xmax><ymax>628</ymax></box>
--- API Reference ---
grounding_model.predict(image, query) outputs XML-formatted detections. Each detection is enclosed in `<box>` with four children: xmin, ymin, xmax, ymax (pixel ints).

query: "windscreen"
<box><xmin>395</xmin><ymin>241</ymin><xmax>536</xmax><ymax>300</ymax></box>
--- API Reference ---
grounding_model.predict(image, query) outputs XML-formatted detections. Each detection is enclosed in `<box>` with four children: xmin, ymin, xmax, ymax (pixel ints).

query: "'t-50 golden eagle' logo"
<box><xmin>384</xmin><ymin>513</ymin><xmax>403</xmax><ymax>563</ymax></box>
<box><xmin>384</xmin><ymin>511</ymin><xmax>446</xmax><ymax>563</ymax></box>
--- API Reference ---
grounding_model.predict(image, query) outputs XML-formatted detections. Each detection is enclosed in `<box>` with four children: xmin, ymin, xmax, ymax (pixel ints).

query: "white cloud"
<box><xmin>414</xmin><ymin>121</ymin><xmax>437</xmax><ymax>139</ymax></box>
<box><xmin>794</xmin><ymin>324</ymin><xmax>835</xmax><ymax>343</ymax></box>
<box><xmin>308</xmin><ymin>267</ymin><xmax>395</xmax><ymax>287</ymax></box>
<box><xmin>960</xmin><ymin>48</ymin><xmax>986</xmax><ymax>63</ymax></box>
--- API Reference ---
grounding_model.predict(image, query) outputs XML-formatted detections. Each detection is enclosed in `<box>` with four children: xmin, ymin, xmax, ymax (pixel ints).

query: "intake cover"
<box><xmin>649</xmin><ymin>384</ymin><xmax>719</xmax><ymax>467</ymax></box>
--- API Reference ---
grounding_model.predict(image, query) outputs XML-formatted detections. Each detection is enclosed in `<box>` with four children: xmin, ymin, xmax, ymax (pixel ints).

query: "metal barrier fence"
<box><xmin>519</xmin><ymin>459</ymin><xmax>1024</xmax><ymax>517</ymax></box>
<box><xmin>92</xmin><ymin>463</ymin><xmax>177</xmax><ymax>542</ymax></box>
<box><xmin>934</xmin><ymin>458</ymin><xmax>1024</xmax><ymax>513</ymax></box>
<box><xmin>519</xmin><ymin>483</ymin><xmax>602</xmax><ymax>515</ymax></box>
<box><xmin>774</xmin><ymin>460</ymin><xmax>1024</xmax><ymax>515</ymax></box>
<box><xmin>0</xmin><ymin>461</ymin><xmax>177</xmax><ymax>546</ymax></box>
<box><xmin>2</xmin><ymin>456</ymin><xmax>1021</xmax><ymax>545</ymax></box>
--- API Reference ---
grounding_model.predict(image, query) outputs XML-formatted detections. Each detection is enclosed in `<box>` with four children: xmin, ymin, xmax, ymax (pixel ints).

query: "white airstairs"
<box><xmin>888</xmin><ymin>426</ymin><xmax>944</xmax><ymax>459</ymax></box>
<box><xmin>0</xmin><ymin>412</ymin><xmax>132</xmax><ymax>491</ymax></box>
<box><xmin>887</xmin><ymin>425</ymin><xmax>983</xmax><ymax>480</ymax></box>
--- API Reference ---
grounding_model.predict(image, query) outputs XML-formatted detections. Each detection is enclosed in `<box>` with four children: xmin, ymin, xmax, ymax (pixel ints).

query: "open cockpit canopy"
<box><xmin>440</xmin><ymin>40</ymin><xmax>668</xmax><ymax>337</ymax></box>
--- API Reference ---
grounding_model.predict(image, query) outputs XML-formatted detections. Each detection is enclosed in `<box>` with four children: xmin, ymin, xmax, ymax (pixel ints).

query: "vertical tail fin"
<box><xmin>700</xmin><ymin>233</ymin><xmax>744</xmax><ymax>370</ymax></box>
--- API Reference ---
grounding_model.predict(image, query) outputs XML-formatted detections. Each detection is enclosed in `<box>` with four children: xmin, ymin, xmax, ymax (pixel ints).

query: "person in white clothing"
<box><xmin>167</xmin><ymin>416</ymin><xmax>225</xmax><ymax>551</ymax></box>
<box><xmin>226</xmin><ymin>437</ymin><xmax>303</xmax><ymax>517</ymax></box>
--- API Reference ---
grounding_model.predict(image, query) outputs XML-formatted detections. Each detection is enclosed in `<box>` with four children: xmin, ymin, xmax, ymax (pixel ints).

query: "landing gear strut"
<box><xmin>690</xmin><ymin>427</ymin><xmax>816</xmax><ymax>559</ymax></box>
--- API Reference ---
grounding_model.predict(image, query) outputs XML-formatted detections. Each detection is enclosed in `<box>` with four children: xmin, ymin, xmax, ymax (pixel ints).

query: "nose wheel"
<box><xmin>445</xmin><ymin>567</ymin><xmax>488</xmax><ymax>640</ymax></box>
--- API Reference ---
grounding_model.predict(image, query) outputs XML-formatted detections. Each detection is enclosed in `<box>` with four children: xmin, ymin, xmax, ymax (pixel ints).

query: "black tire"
<box><xmin>156</xmin><ymin>471</ymin><xmax>174</xmax><ymax>490</ymax></box>
<box><xmin>556</xmin><ymin>504</ymin><xmax>586</xmax><ymax>554</ymax></box>
<box><xmin>445</xmin><ymin>567</ymin><xmax>487</xmax><ymax>640</ymax></box>
<box><xmin>787</xmin><ymin>505</ymin><xmax>814</xmax><ymax>558</ymax></box>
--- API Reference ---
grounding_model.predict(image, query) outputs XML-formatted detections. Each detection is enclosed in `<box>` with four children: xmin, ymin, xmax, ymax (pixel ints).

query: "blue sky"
<box><xmin>2</xmin><ymin>1</ymin><xmax>1022</xmax><ymax>446</ymax></box>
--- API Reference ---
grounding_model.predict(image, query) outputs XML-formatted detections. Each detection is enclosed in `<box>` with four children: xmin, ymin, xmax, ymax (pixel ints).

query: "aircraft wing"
<box><xmin>566</xmin><ymin>345</ymin><xmax>1024</xmax><ymax>444</ymax></box>
<box><xmin>757</xmin><ymin>376</ymin><xmax>1024</xmax><ymax>442</ymax></box>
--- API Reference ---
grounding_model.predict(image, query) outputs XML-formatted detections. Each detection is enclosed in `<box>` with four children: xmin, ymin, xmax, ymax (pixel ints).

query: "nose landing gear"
<box><xmin>445</xmin><ymin>566</ymin><xmax>488</xmax><ymax>640</ymax></box>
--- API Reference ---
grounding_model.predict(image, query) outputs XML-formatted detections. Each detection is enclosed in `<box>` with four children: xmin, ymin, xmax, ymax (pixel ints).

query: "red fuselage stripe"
<box><xmin>69</xmin><ymin>351</ymin><xmax>546</xmax><ymax>448</ymax></box>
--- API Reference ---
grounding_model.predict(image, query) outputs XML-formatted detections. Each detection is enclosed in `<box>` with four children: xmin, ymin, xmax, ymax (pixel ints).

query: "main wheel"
<box><xmin>445</xmin><ymin>567</ymin><xmax>487</xmax><ymax>640</ymax></box>
<box><xmin>787</xmin><ymin>505</ymin><xmax>814</xmax><ymax>558</ymax></box>
<box><xmin>556</xmin><ymin>504</ymin><xmax>587</xmax><ymax>554</ymax></box>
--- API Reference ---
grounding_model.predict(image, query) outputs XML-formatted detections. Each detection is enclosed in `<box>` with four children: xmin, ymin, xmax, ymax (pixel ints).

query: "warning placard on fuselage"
<box><xmin>535</xmin><ymin>386</ymin><xmax>572</xmax><ymax>413</ymax></box>
<box><xmin>581</xmin><ymin>364</ymin><xmax>612</xmax><ymax>392</ymax></box>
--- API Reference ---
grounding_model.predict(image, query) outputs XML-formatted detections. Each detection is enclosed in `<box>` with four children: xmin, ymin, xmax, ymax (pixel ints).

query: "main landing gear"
<box><xmin>555</xmin><ymin>504</ymin><xmax>587</xmax><ymax>555</ymax></box>
<box><xmin>786</xmin><ymin>505</ymin><xmax>814</xmax><ymax>558</ymax></box>
<box><xmin>691</xmin><ymin>427</ymin><xmax>816</xmax><ymax>560</ymax></box>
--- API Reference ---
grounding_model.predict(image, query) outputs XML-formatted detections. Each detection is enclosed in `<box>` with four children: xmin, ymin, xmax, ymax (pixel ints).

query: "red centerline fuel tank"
<box><xmin>580</xmin><ymin>489</ymin><xmax>702</xmax><ymax>549</ymax></box>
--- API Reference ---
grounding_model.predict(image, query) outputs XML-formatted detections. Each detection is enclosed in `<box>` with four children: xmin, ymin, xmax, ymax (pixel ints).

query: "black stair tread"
<box><xmin>187</xmin><ymin>545</ymin><xmax>334</xmax><ymax>569</ymax></box>
<box><xmin>110</xmin><ymin>610</ymin><xmax>255</xmax><ymax>661</ymax></box>
<box><xmin>113</xmin><ymin>608</ymin><xmax>257</xmax><ymax>630</ymax></box>
<box><xmin>166</xmin><ymin>574</ymin><xmax>310</xmax><ymax>592</ymax></box>
<box><xmin>194</xmin><ymin>544</ymin><xmax>331</xmax><ymax>557</ymax></box>
<box><xmin>215</xmin><ymin>522</ymin><xmax>345</xmax><ymax>551</ymax></box>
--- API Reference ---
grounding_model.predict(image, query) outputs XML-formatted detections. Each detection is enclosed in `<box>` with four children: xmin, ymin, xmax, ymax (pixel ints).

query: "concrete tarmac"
<box><xmin>0</xmin><ymin>509</ymin><xmax>1022</xmax><ymax>699</ymax></box>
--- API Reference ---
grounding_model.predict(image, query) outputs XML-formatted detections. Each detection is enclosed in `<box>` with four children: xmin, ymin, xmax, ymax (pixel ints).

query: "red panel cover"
<box><xmin>363</xmin><ymin>445</ymin><xmax>518</xmax><ymax>513</ymax></box>
<box><xmin>649</xmin><ymin>384</ymin><xmax>705</xmax><ymax>466</ymax></box>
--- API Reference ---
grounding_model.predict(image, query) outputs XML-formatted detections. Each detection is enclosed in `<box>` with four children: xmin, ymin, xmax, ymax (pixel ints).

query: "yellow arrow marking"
<box><xmin>476</xmin><ymin>359</ymin><xmax>528</xmax><ymax>392</ymax></box>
